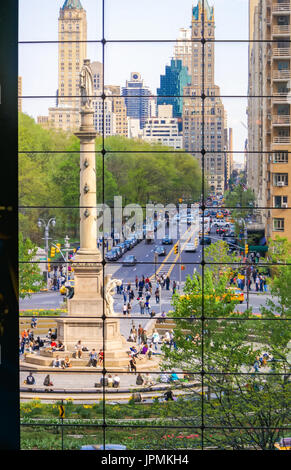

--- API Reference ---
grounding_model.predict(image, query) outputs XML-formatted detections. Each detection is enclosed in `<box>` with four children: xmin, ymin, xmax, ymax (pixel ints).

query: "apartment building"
<box><xmin>248</xmin><ymin>0</ymin><xmax>291</xmax><ymax>240</ymax></box>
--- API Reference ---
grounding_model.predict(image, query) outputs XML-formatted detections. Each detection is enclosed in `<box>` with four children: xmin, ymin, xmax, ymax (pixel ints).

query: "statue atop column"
<box><xmin>80</xmin><ymin>59</ymin><xmax>94</xmax><ymax>110</ymax></box>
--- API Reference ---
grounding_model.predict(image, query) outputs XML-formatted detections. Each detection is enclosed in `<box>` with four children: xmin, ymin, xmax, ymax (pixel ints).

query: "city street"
<box><xmin>20</xmin><ymin>222</ymin><xmax>274</xmax><ymax>319</ymax></box>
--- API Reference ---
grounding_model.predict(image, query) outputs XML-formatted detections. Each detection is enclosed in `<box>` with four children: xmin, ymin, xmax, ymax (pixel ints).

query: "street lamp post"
<box><xmin>63</xmin><ymin>235</ymin><xmax>70</xmax><ymax>282</ymax></box>
<box><xmin>239</xmin><ymin>217</ymin><xmax>249</xmax><ymax>310</ymax></box>
<box><xmin>37</xmin><ymin>217</ymin><xmax>56</xmax><ymax>290</ymax></box>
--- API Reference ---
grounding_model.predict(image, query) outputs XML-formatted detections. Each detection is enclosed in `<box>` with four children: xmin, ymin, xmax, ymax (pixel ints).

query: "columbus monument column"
<box><xmin>55</xmin><ymin>59</ymin><xmax>127</xmax><ymax>360</ymax></box>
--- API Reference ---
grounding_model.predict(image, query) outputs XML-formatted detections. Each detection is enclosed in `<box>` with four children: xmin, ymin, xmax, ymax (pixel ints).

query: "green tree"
<box><xmin>19</xmin><ymin>233</ymin><xmax>44</xmax><ymax>298</ymax></box>
<box><xmin>224</xmin><ymin>184</ymin><xmax>255</xmax><ymax>221</ymax></box>
<box><xmin>204</xmin><ymin>239</ymin><xmax>240</xmax><ymax>281</ymax></box>
<box><xmin>162</xmin><ymin>268</ymin><xmax>291</xmax><ymax>449</ymax></box>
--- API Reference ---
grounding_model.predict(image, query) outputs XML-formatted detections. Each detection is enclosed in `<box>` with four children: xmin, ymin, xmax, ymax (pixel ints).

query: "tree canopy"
<box><xmin>19</xmin><ymin>114</ymin><xmax>203</xmax><ymax>243</ymax></box>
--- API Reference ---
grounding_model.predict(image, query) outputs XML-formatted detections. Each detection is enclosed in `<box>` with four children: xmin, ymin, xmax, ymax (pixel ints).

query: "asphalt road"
<box><xmin>20</xmin><ymin>222</ymin><xmax>274</xmax><ymax>316</ymax></box>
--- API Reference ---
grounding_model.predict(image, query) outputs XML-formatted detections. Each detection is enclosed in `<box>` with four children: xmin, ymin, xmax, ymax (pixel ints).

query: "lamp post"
<box><xmin>63</xmin><ymin>235</ymin><xmax>70</xmax><ymax>282</ymax></box>
<box><xmin>37</xmin><ymin>217</ymin><xmax>56</xmax><ymax>289</ymax></box>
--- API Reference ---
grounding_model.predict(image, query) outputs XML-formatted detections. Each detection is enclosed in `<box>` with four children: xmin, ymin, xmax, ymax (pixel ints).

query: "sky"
<box><xmin>19</xmin><ymin>0</ymin><xmax>249</xmax><ymax>159</ymax></box>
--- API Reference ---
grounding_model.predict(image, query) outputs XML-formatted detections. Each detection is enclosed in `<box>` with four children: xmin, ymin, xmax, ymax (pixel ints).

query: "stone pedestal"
<box><xmin>55</xmin><ymin>316</ymin><xmax>127</xmax><ymax>353</ymax></box>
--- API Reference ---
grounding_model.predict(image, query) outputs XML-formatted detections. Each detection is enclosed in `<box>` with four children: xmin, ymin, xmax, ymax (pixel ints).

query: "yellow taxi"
<box><xmin>60</xmin><ymin>279</ymin><xmax>75</xmax><ymax>295</ymax></box>
<box><xmin>216</xmin><ymin>212</ymin><xmax>224</xmax><ymax>219</ymax></box>
<box><xmin>180</xmin><ymin>287</ymin><xmax>244</xmax><ymax>304</ymax></box>
<box><xmin>223</xmin><ymin>287</ymin><xmax>244</xmax><ymax>304</ymax></box>
<box><xmin>274</xmin><ymin>438</ymin><xmax>291</xmax><ymax>450</ymax></box>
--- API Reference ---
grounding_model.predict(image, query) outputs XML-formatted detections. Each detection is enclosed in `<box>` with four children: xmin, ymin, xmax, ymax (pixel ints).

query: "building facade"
<box><xmin>122</xmin><ymin>72</ymin><xmax>151</xmax><ymax>129</ymax></box>
<box><xmin>248</xmin><ymin>0</ymin><xmax>291</xmax><ymax>241</ymax></box>
<box><xmin>173</xmin><ymin>28</ymin><xmax>192</xmax><ymax>75</ymax></box>
<box><xmin>182</xmin><ymin>0</ymin><xmax>228</xmax><ymax>195</ymax></box>
<box><xmin>38</xmin><ymin>0</ymin><xmax>87</xmax><ymax>131</ymax></box>
<box><xmin>157</xmin><ymin>59</ymin><xmax>191</xmax><ymax>118</ymax></box>
<box><xmin>143</xmin><ymin>105</ymin><xmax>183</xmax><ymax>149</ymax></box>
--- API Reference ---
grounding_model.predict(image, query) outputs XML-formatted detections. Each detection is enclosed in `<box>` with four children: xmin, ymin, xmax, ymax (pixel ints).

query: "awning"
<box><xmin>249</xmin><ymin>245</ymin><xmax>268</xmax><ymax>253</ymax></box>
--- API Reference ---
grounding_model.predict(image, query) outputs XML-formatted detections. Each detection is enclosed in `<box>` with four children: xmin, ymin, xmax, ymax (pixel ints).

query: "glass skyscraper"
<box><xmin>157</xmin><ymin>59</ymin><xmax>191</xmax><ymax>118</ymax></box>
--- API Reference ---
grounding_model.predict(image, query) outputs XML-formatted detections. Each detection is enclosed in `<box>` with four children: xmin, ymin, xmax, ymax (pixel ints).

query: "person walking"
<box><xmin>139</xmin><ymin>297</ymin><xmax>145</xmax><ymax>315</ymax></box>
<box><xmin>123</xmin><ymin>290</ymin><xmax>127</xmax><ymax>304</ymax></box>
<box><xmin>127</xmin><ymin>301</ymin><xmax>132</xmax><ymax>316</ymax></box>
<box><xmin>135</xmin><ymin>276</ymin><xmax>139</xmax><ymax>290</ymax></box>
<box><xmin>255</xmin><ymin>275</ymin><xmax>260</xmax><ymax>292</ymax></box>
<box><xmin>172</xmin><ymin>280</ymin><xmax>177</xmax><ymax>295</ymax></box>
<box><xmin>123</xmin><ymin>303</ymin><xmax>127</xmax><ymax>316</ymax></box>
<box><xmin>155</xmin><ymin>287</ymin><xmax>160</xmax><ymax>304</ymax></box>
<box><xmin>165</xmin><ymin>276</ymin><xmax>170</xmax><ymax>290</ymax></box>
<box><xmin>129</xmin><ymin>288</ymin><xmax>135</xmax><ymax>303</ymax></box>
<box><xmin>138</xmin><ymin>325</ymin><xmax>143</xmax><ymax>345</ymax></box>
<box><xmin>145</xmin><ymin>300</ymin><xmax>151</xmax><ymax>315</ymax></box>
<box><xmin>141</xmin><ymin>329</ymin><xmax>147</xmax><ymax>345</ymax></box>
<box><xmin>260</xmin><ymin>274</ymin><xmax>264</xmax><ymax>292</ymax></box>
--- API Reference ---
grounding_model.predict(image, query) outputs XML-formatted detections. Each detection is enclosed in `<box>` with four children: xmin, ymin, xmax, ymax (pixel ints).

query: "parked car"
<box><xmin>123</xmin><ymin>240</ymin><xmax>132</xmax><ymax>251</ymax></box>
<box><xmin>116</xmin><ymin>243</ymin><xmax>127</xmax><ymax>254</ymax></box>
<box><xmin>122</xmin><ymin>255</ymin><xmax>137</xmax><ymax>266</ymax></box>
<box><xmin>105</xmin><ymin>248</ymin><xmax>120</xmax><ymax>261</ymax></box>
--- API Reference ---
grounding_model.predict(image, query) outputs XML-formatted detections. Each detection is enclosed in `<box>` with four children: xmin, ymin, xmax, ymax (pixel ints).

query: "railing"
<box><xmin>272</xmin><ymin>93</ymin><xmax>288</xmax><ymax>103</ymax></box>
<box><xmin>273</xmin><ymin>69</ymin><xmax>291</xmax><ymax>79</ymax></box>
<box><xmin>272</xmin><ymin>25</ymin><xmax>291</xmax><ymax>35</ymax></box>
<box><xmin>273</xmin><ymin>48</ymin><xmax>290</xmax><ymax>57</ymax></box>
<box><xmin>272</xmin><ymin>3</ymin><xmax>291</xmax><ymax>14</ymax></box>
<box><xmin>273</xmin><ymin>136</ymin><xmax>291</xmax><ymax>143</ymax></box>
<box><xmin>272</xmin><ymin>115</ymin><xmax>291</xmax><ymax>124</ymax></box>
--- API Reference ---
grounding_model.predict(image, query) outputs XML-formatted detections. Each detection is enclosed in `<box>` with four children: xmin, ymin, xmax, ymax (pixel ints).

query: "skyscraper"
<box><xmin>182</xmin><ymin>0</ymin><xmax>228</xmax><ymax>195</ymax></box>
<box><xmin>173</xmin><ymin>28</ymin><xmax>192</xmax><ymax>75</ymax></box>
<box><xmin>122</xmin><ymin>73</ymin><xmax>151</xmax><ymax>129</ymax></box>
<box><xmin>157</xmin><ymin>59</ymin><xmax>191</xmax><ymax>118</ymax></box>
<box><xmin>38</xmin><ymin>0</ymin><xmax>87</xmax><ymax>131</ymax></box>
<box><xmin>57</xmin><ymin>0</ymin><xmax>87</xmax><ymax>107</ymax></box>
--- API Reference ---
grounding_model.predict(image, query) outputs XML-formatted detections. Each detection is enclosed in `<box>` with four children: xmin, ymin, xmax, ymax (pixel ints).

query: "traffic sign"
<box><xmin>59</xmin><ymin>405</ymin><xmax>65</xmax><ymax>419</ymax></box>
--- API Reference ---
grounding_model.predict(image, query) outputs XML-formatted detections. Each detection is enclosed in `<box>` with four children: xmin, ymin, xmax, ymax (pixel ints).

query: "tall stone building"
<box><xmin>173</xmin><ymin>28</ymin><xmax>192</xmax><ymax>75</ymax></box>
<box><xmin>38</xmin><ymin>0</ymin><xmax>87</xmax><ymax>131</ymax></box>
<box><xmin>248</xmin><ymin>0</ymin><xmax>291</xmax><ymax>241</ymax></box>
<box><xmin>182</xmin><ymin>0</ymin><xmax>228</xmax><ymax>195</ymax></box>
<box><xmin>106</xmin><ymin>86</ymin><xmax>129</xmax><ymax>138</ymax></box>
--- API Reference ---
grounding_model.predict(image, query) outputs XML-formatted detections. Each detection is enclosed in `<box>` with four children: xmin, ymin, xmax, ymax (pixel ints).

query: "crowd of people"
<box><xmin>230</xmin><ymin>268</ymin><xmax>268</xmax><ymax>292</ymax></box>
<box><xmin>117</xmin><ymin>274</ymin><xmax>174</xmax><ymax>317</ymax></box>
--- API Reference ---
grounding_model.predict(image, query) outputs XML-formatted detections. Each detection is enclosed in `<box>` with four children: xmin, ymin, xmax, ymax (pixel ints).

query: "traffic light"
<box><xmin>50</xmin><ymin>246</ymin><xmax>56</xmax><ymax>257</ymax></box>
<box><xmin>47</xmin><ymin>258</ymin><xmax>51</xmax><ymax>272</ymax></box>
<box><xmin>245</xmin><ymin>244</ymin><xmax>248</xmax><ymax>255</ymax></box>
<box><xmin>174</xmin><ymin>243</ymin><xmax>179</xmax><ymax>255</ymax></box>
<box><xmin>56</xmin><ymin>243</ymin><xmax>61</xmax><ymax>253</ymax></box>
